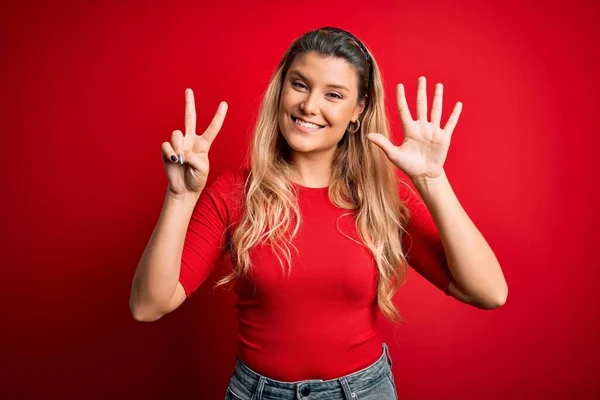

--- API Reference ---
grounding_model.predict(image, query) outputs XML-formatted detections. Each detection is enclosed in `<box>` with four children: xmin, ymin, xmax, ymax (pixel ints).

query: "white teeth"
<box><xmin>293</xmin><ymin>117</ymin><xmax>323</xmax><ymax>129</ymax></box>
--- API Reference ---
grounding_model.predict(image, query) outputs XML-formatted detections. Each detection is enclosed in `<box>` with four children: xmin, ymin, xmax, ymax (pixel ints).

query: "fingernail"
<box><xmin>170</xmin><ymin>155</ymin><xmax>178</xmax><ymax>162</ymax></box>
<box><xmin>178</xmin><ymin>153</ymin><xmax>184</xmax><ymax>164</ymax></box>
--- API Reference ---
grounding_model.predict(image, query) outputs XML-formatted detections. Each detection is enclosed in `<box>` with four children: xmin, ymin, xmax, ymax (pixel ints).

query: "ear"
<box><xmin>354</xmin><ymin>97</ymin><xmax>366</xmax><ymax>120</ymax></box>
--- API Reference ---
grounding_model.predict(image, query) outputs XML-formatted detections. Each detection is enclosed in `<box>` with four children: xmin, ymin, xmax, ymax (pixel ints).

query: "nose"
<box><xmin>299</xmin><ymin>91</ymin><xmax>320</xmax><ymax>115</ymax></box>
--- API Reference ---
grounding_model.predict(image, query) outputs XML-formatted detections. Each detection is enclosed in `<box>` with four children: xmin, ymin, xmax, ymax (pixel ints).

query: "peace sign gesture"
<box><xmin>367</xmin><ymin>76</ymin><xmax>462</xmax><ymax>182</ymax></box>
<box><xmin>162</xmin><ymin>88</ymin><xmax>228</xmax><ymax>196</ymax></box>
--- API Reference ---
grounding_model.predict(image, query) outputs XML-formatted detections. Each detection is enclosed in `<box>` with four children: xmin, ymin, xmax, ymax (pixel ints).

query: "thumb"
<box><xmin>367</xmin><ymin>133</ymin><xmax>396</xmax><ymax>158</ymax></box>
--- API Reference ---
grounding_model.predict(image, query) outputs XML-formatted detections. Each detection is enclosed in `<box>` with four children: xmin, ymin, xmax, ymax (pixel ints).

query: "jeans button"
<box><xmin>301</xmin><ymin>386</ymin><xmax>310</xmax><ymax>396</ymax></box>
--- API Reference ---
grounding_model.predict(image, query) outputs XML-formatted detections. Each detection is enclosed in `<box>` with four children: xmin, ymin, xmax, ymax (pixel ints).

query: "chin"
<box><xmin>281</xmin><ymin>134</ymin><xmax>318</xmax><ymax>153</ymax></box>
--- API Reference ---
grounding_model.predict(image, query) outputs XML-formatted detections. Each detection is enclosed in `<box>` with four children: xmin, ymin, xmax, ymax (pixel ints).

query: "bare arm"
<box><xmin>367</xmin><ymin>78</ymin><xmax>507</xmax><ymax>309</ymax></box>
<box><xmin>130</xmin><ymin>90</ymin><xmax>228</xmax><ymax>322</ymax></box>
<box><xmin>414</xmin><ymin>171</ymin><xmax>507</xmax><ymax>309</ymax></box>
<box><xmin>129</xmin><ymin>190</ymin><xmax>200</xmax><ymax>322</ymax></box>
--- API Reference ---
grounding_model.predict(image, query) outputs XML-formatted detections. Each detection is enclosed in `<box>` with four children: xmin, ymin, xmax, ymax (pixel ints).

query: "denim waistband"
<box><xmin>230</xmin><ymin>342</ymin><xmax>394</xmax><ymax>398</ymax></box>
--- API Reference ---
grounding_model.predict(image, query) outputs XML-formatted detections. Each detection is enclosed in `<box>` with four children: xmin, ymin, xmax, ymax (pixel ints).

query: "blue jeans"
<box><xmin>225</xmin><ymin>342</ymin><xmax>398</xmax><ymax>400</ymax></box>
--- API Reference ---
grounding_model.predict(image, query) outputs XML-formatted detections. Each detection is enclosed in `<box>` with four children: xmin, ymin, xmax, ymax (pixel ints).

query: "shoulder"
<box><xmin>396</xmin><ymin>175</ymin><xmax>418</xmax><ymax>202</ymax></box>
<box><xmin>395</xmin><ymin>175</ymin><xmax>426</xmax><ymax>216</ymax></box>
<box><xmin>205</xmin><ymin>167</ymin><xmax>249</xmax><ymax>196</ymax></box>
<box><xmin>201</xmin><ymin>167</ymin><xmax>249</xmax><ymax>219</ymax></box>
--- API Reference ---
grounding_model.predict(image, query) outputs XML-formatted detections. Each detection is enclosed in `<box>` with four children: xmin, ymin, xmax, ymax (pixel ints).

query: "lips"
<box><xmin>292</xmin><ymin>116</ymin><xmax>326</xmax><ymax>128</ymax></box>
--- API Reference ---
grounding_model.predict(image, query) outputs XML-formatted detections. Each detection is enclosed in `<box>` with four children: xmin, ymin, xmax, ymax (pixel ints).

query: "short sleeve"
<box><xmin>178</xmin><ymin>171</ymin><xmax>238</xmax><ymax>297</ymax></box>
<box><xmin>399</xmin><ymin>181</ymin><xmax>453</xmax><ymax>295</ymax></box>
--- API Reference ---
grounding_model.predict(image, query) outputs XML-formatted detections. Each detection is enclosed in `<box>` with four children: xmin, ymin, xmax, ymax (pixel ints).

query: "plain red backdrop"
<box><xmin>1</xmin><ymin>0</ymin><xmax>599</xmax><ymax>399</ymax></box>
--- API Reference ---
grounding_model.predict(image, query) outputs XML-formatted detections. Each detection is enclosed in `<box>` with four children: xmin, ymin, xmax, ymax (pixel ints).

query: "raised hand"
<box><xmin>367</xmin><ymin>76</ymin><xmax>462</xmax><ymax>182</ymax></box>
<box><xmin>161</xmin><ymin>89</ymin><xmax>228</xmax><ymax>196</ymax></box>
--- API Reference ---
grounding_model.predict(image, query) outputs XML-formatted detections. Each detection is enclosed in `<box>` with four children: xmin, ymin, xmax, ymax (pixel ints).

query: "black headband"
<box><xmin>319</xmin><ymin>27</ymin><xmax>371</xmax><ymax>65</ymax></box>
<box><xmin>318</xmin><ymin>27</ymin><xmax>373</xmax><ymax>101</ymax></box>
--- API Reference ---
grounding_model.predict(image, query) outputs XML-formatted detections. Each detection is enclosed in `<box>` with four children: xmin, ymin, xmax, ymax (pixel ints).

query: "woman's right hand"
<box><xmin>161</xmin><ymin>88</ymin><xmax>228</xmax><ymax>197</ymax></box>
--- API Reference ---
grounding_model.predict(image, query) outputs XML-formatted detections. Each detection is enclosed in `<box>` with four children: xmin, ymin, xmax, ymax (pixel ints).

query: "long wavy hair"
<box><xmin>215</xmin><ymin>27</ymin><xmax>412</xmax><ymax>323</ymax></box>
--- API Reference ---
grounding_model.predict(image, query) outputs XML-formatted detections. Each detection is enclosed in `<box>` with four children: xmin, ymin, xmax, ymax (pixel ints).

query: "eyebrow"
<box><xmin>288</xmin><ymin>70</ymin><xmax>351</xmax><ymax>92</ymax></box>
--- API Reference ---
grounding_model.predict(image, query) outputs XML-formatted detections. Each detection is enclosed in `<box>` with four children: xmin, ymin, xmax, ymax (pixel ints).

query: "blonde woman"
<box><xmin>130</xmin><ymin>27</ymin><xmax>507</xmax><ymax>400</ymax></box>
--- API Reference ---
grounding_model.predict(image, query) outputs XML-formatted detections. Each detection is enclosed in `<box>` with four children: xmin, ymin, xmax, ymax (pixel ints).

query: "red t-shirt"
<box><xmin>179</xmin><ymin>168</ymin><xmax>452</xmax><ymax>381</ymax></box>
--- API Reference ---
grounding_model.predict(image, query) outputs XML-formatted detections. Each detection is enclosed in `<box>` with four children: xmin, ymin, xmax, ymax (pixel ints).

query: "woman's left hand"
<box><xmin>367</xmin><ymin>76</ymin><xmax>462</xmax><ymax>182</ymax></box>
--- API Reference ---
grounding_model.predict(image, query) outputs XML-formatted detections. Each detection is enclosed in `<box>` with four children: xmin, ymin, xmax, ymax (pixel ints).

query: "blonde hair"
<box><xmin>215</xmin><ymin>27</ymin><xmax>411</xmax><ymax>324</ymax></box>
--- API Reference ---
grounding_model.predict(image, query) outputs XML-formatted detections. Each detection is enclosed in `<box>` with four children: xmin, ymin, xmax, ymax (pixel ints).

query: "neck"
<box><xmin>289</xmin><ymin>151</ymin><xmax>333</xmax><ymax>188</ymax></box>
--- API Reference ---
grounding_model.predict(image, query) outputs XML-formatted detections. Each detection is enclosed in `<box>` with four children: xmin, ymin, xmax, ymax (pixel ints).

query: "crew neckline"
<box><xmin>291</xmin><ymin>181</ymin><xmax>329</xmax><ymax>191</ymax></box>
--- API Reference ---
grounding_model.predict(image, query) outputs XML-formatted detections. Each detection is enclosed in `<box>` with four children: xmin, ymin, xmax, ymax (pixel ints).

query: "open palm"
<box><xmin>367</xmin><ymin>76</ymin><xmax>462</xmax><ymax>181</ymax></box>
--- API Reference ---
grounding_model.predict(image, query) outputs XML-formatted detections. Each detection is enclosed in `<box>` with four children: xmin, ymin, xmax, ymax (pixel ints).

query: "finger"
<box><xmin>396</xmin><ymin>84</ymin><xmax>413</xmax><ymax>128</ymax></box>
<box><xmin>171</xmin><ymin>129</ymin><xmax>185</xmax><ymax>162</ymax></box>
<box><xmin>161</xmin><ymin>141</ymin><xmax>179</xmax><ymax>164</ymax></box>
<box><xmin>181</xmin><ymin>149</ymin><xmax>209</xmax><ymax>174</ymax></box>
<box><xmin>416</xmin><ymin>76</ymin><xmax>427</xmax><ymax>121</ymax></box>
<box><xmin>443</xmin><ymin>102</ymin><xmax>463</xmax><ymax>134</ymax></box>
<box><xmin>185</xmin><ymin>88</ymin><xmax>197</xmax><ymax>136</ymax></box>
<box><xmin>192</xmin><ymin>135</ymin><xmax>210</xmax><ymax>154</ymax></box>
<box><xmin>201</xmin><ymin>101</ymin><xmax>228</xmax><ymax>148</ymax></box>
<box><xmin>367</xmin><ymin>132</ymin><xmax>397</xmax><ymax>161</ymax></box>
<box><xmin>430</xmin><ymin>83</ymin><xmax>443</xmax><ymax>127</ymax></box>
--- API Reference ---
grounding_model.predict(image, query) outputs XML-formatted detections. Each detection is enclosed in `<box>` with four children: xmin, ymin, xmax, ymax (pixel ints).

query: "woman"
<box><xmin>130</xmin><ymin>27</ymin><xmax>508</xmax><ymax>400</ymax></box>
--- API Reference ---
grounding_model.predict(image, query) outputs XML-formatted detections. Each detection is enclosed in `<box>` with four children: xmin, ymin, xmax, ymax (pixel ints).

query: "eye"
<box><xmin>292</xmin><ymin>81</ymin><xmax>307</xmax><ymax>89</ymax></box>
<box><xmin>292</xmin><ymin>81</ymin><xmax>343</xmax><ymax>100</ymax></box>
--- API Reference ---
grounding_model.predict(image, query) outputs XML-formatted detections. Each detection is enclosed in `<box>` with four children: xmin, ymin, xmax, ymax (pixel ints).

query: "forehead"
<box><xmin>287</xmin><ymin>51</ymin><xmax>359</xmax><ymax>92</ymax></box>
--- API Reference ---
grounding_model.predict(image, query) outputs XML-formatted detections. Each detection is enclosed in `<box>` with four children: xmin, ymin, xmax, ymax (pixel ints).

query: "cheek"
<box><xmin>279</xmin><ymin>91</ymin><xmax>295</xmax><ymax>119</ymax></box>
<box><xmin>280</xmin><ymin>85</ymin><xmax>297</xmax><ymax>105</ymax></box>
<box><xmin>279</xmin><ymin>90</ymin><xmax>291</xmax><ymax>113</ymax></box>
<box><xmin>323</xmin><ymin>106</ymin><xmax>351</xmax><ymax>126</ymax></box>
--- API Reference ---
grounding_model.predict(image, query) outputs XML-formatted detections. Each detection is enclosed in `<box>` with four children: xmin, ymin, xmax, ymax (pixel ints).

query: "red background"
<box><xmin>2</xmin><ymin>0</ymin><xmax>599</xmax><ymax>399</ymax></box>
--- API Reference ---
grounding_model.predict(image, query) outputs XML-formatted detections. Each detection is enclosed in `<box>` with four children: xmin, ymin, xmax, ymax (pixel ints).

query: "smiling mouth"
<box><xmin>292</xmin><ymin>116</ymin><xmax>326</xmax><ymax>129</ymax></box>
